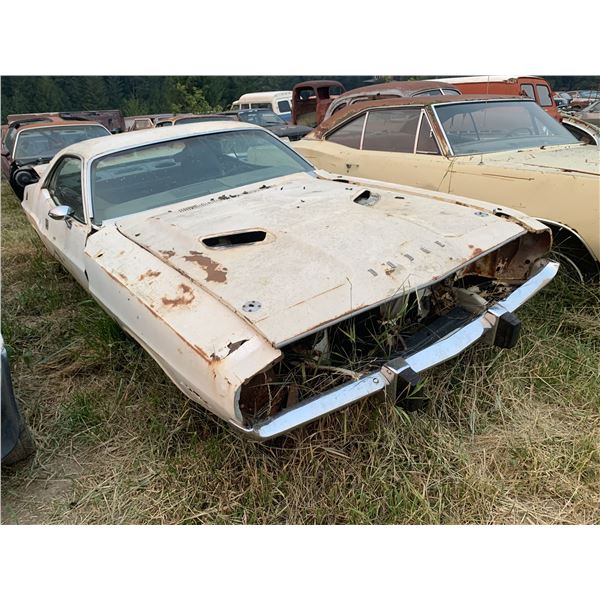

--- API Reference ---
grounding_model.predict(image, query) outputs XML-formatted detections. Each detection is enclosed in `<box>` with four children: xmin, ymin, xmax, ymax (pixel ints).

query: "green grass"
<box><xmin>1</xmin><ymin>178</ymin><xmax>599</xmax><ymax>524</ymax></box>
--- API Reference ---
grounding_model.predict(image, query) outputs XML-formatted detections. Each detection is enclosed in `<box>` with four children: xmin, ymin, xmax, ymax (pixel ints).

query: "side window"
<box><xmin>362</xmin><ymin>108</ymin><xmax>421</xmax><ymax>153</ymax></box>
<box><xmin>414</xmin><ymin>89</ymin><xmax>443</xmax><ymax>97</ymax></box>
<box><xmin>520</xmin><ymin>84</ymin><xmax>535</xmax><ymax>99</ymax></box>
<box><xmin>47</xmin><ymin>157</ymin><xmax>85</xmax><ymax>222</ymax></box>
<box><xmin>4</xmin><ymin>128</ymin><xmax>17</xmax><ymax>153</ymax></box>
<box><xmin>326</xmin><ymin>114</ymin><xmax>366</xmax><ymax>149</ymax></box>
<box><xmin>536</xmin><ymin>84</ymin><xmax>553</xmax><ymax>107</ymax></box>
<box><xmin>416</xmin><ymin>115</ymin><xmax>441</xmax><ymax>155</ymax></box>
<box><xmin>277</xmin><ymin>100</ymin><xmax>291</xmax><ymax>113</ymax></box>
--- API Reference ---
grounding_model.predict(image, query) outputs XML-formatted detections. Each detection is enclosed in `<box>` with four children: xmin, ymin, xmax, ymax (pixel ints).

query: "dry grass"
<box><xmin>1</xmin><ymin>178</ymin><xmax>599</xmax><ymax>524</ymax></box>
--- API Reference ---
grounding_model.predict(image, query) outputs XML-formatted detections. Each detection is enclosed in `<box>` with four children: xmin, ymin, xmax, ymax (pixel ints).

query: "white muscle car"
<box><xmin>21</xmin><ymin>122</ymin><xmax>558</xmax><ymax>440</ymax></box>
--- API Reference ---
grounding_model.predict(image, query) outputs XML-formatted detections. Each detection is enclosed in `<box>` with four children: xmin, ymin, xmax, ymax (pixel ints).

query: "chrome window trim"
<box><xmin>430</xmin><ymin>104</ymin><xmax>455</xmax><ymax>157</ymax></box>
<box><xmin>416</xmin><ymin>110</ymin><xmax>441</xmax><ymax>155</ymax></box>
<box><xmin>413</xmin><ymin>110</ymin><xmax>425</xmax><ymax>153</ymax></box>
<box><xmin>359</xmin><ymin>111</ymin><xmax>369</xmax><ymax>150</ymax></box>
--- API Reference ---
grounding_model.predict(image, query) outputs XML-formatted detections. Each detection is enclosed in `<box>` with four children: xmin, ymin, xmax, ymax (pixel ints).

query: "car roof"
<box><xmin>435</xmin><ymin>76</ymin><xmax>545</xmax><ymax>84</ymax></box>
<box><xmin>60</xmin><ymin>120</ymin><xmax>260</xmax><ymax>160</ymax></box>
<box><xmin>337</xmin><ymin>80</ymin><xmax>460</xmax><ymax>97</ymax></box>
<box><xmin>313</xmin><ymin>94</ymin><xmax>529</xmax><ymax>136</ymax></box>
<box><xmin>237</xmin><ymin>91</ymin><xmax>291</xmax><ymax>102</ymax></box>
<box><xmin>15</xmin><ymin>120</ymin><xmax>109</xmax><ymax>133</ymax></box>
<box><xmin>293</xmin><ymin>80</ymin><xmax>343</xmax><ymax>90</ymax></box>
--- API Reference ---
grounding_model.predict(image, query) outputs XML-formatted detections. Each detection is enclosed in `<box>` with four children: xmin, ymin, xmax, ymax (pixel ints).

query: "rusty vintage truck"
<box><xmin>20</xmin><ymin>121</ymin><xmax>558</xmax><ymax>440</ymax></box>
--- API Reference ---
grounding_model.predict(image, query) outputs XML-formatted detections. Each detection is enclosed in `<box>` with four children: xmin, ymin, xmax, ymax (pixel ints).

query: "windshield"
<box><xmin>90</xmin><ymin>129</ymin><xmax>313</xmax><ymax>224</ymax></box>
<box><xmin>14</xmin><ymin>125</ymin><xmax>110</xmax><ymax>161</ymax></box>
<box><xmin>238</xmin><ymin>110</ymin><xmax>285</xmax><ymax>126</ymax></box>
<box><xmin>434</xmin><ymin>100</ymin><xmax>577</xmax><ymax>155</ymax></box>
<box><xmin>583</xmin><ymin>100</ymin><xmax>600</xmax><ymax>113</ymax></box>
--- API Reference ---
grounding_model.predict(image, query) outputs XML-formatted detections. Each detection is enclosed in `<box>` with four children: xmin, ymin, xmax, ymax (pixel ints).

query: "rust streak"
<box><xmin>160</xmin><ymin>249</ymin><xmax>176</xmax><ymax>259</ymax></box>
<box><xmin>162</xmin><ymin>283</ymin><xmax>195</xmax><ymax>307</ymax></box>
<box><xmin>183</xmin><ymin>250</ymin><xmax>228</xmax><ymax>283</ymax></box>
<box><xmin>139</xmin><ymin>269</ymin><xmax>161</xmax><ymax>281</ymax></box>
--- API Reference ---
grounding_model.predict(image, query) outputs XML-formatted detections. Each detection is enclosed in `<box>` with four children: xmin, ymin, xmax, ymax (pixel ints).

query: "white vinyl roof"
<box><xmin>60</xmin><ymin>121</ymin><xmax>259</xmax><ymax>161</ymax></box>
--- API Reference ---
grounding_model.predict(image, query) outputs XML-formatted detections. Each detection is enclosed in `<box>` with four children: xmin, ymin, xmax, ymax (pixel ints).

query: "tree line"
<box><xmin>2</xmin><ymin>75</ymin><xmax>598</xmax><ymax>122</ymax></box>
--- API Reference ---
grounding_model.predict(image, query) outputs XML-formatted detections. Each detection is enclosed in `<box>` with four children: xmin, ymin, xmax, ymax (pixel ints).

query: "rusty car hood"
<box><xmin>454</xmin><ymin>144</ymin><xmax>600</xmax><ymax>177</ymax></box>
<box><xmin>115</xmin><ymin>174</ymin><xmax>527</xmax><ymax>346</ymax></box>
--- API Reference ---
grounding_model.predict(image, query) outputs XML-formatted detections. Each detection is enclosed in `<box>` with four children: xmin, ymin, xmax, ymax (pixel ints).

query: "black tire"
<box><xmin>9</xmin><ymin>166</ymin><xmax>39</xmax><ymax>201</ymax></box>
<box><xmin>2</xmin><ymin>424</ymin><xmax>35</xmax><ymax>466</ymax></box>
<box><xmin>548</xmin><ymin>224</ymin><xmax>600</xmax><ymax>282</ymax></box>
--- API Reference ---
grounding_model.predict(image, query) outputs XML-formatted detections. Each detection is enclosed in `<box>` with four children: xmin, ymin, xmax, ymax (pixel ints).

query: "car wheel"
<box><xmin>2</xmin><ymin>423</ymin><xmax>35</xmax><ymax>466</ymax></box>
<box><xmin>10</xmin><ymin>167</ymin><xmax>39</xmax><ymax>201</ymax></box>
<box><xmin>548</xmin><ymin>224</ymin><xmax>600</xmax><ymax>282</ymax></box>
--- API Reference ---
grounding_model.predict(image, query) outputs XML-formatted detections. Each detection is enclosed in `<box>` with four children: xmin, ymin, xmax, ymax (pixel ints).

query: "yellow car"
<box><xmin>294</xmin><ymin>96</ymin><xmax>600</xmax><ymax>278</ymax></box>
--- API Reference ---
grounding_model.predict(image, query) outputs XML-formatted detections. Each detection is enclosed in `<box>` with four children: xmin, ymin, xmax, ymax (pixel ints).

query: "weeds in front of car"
<box><xmin>2</xmin><ymin>179</ymin><xmax>599</xmax><ymax>524</ymax></box>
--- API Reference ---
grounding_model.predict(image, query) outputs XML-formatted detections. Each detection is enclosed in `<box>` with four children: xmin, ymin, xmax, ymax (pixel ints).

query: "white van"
<box><xmin>231</xmin><ymin>91</ymin><xmax>292</xmax><ymax>121</ymax></box>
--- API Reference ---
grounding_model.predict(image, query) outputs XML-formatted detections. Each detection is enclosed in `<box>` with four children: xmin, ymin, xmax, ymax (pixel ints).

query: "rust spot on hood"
<box><xmin>160</xmin><ymin>249</ymin><xmax>176</xmax><ymax>259</ymax></box>
<box><xmin>162</xmin><ymin>283</ymin><xmax>195</xmax><ymax>307</ymax></box>
<box><xmin>183</xmin><ymin>250</ymin><xmax>228</xmax><ymax>283</ymax></box>
<box><xmin>139</xmin><ymin>269</ymin><xmax>161</xmax><ymax>281</ymax></box>
<box><xmin>468</xmin><ymin>245</ymin><xmax>483</xmax><ymax>258</ymax></box>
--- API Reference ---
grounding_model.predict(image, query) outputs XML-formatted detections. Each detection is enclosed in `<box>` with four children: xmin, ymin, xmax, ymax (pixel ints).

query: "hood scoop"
<box><xmin>353</xmin><ymin>189</ymin><xmax>380</xmax><ymax>207</ymax></box>
<box><xmin>202</xmin><ymin>230</ymin><xmax>268</xmax><ymax>249</ymax></box>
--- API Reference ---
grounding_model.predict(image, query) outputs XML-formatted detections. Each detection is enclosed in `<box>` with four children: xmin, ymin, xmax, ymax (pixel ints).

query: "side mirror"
<box><xmin>1</xmin><ymin>147</ymin><xmax>9</xmax><ymax>157</ymax></box>
<box><xmin>48</xmin><ymin>205</ymin><xmax>75</xmax><ymax>220</ymax></box>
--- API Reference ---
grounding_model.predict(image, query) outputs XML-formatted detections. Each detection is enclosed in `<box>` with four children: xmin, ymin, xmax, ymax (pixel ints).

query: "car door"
<box><xmin>354</xmin><ymin>108</ymin><xmax>452</xmax><ymax>191</ymax></box>
<box><xmin>34</xmin><ymin>155</ymin><xmax>91</xmax><ymax>288</ymax></box>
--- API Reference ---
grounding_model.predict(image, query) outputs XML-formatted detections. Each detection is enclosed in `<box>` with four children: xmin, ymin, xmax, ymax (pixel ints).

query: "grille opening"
<box><xmin>237</xmin><ymin>231</ymin><xmax>552</xmax><ymax>426</ymax></box>
<box><xmin>203</xmin><ymin>230</ymin><xmax>267</xmax><ymax>248</ymax></box>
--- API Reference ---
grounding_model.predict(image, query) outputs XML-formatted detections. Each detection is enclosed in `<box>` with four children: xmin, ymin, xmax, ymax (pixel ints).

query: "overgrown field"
<box><xmin>1</xmin><ymin>179</ymin><xmax>599</xmax><ymax>524</ymax></box>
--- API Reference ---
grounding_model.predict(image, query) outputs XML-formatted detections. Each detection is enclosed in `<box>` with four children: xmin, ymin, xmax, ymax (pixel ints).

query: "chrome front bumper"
<box><xmin>231</xmin><ymin>261</ymin><xmax>559</xmax><ymax>441</ymax></box>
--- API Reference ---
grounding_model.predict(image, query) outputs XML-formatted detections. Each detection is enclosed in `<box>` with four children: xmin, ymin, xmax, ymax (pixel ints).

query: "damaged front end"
<box><xmin>231</xmin><ymin>232</ymin><xmax>558</xmax><ymax>440</ymax></box>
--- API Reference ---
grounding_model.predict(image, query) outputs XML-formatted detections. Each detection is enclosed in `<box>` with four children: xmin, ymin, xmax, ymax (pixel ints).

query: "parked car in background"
<box><xmin>294</xmin><ymin>96</ymin><xmax>600</xmax><ymax>278</ymax></box>
<box><xmin>325</xmin><ymin>80</ymin><xmax>461</xmax><ymax>120</ymax></box>
<box><xmin>1</xmin><ymin>334</ymin><xmax>35</xmax><ymax>466</ymax></box>
<box><xmin>567</xmin><ymin>90</ymin><xmax>600</xmax><ymax>110</ymax></box>
<box><xmin>1</xmin><ymin>118</ymin><xmax>111</xmax><ymax>199</ymax></box>
<box><xmin>292</xmin><ymin>80</ymin><xmax>345</xmax><ymax>127</ymax></box>
<box><xmin>231</xmin><ymin>91</ymin><xmax>293</xmax><ymax>121</ymax></box>
<box><xmin>154</xmin><ymin>113</ymin><xmax>238</xmax><ymax>127</ymax></box>
<box><xmin>436</xmin><ymin>76</ymin><xmax>561</xmax><ymax>120</ymax></box>
<box><xmin>125</xmin><ymin>116</ymin><xmax>156</xmax><ymax>131</ymax></box>
<box><xmin>155</xmin><ymin>110</ymin><xmax>311</xmax><ymax>141</ymax></box>
<box><xmin>237</xmin><ymin>109</ymin><xmax>311</xmax><ymax>141</ymax></box>
<box><xmin>553</xmin><ymin>91</ymin><xmax>572</xmax><ymax>110</ymax></box>
<box><xmin>7</xmin><ymin>110</ymin><xmax>125</xmax><ymax>133</ymax></box>
<box><xmin>20</xmin><ymin>122</ymin><xmax>557</xmax><ymax>440</ymax></box>
<box><xmin>576</xmin><ymin>100</ymin><xmax>600</xmax><ymax>126</ymax></box>
<box><xmin>559</xmin><ymin>112</ymin><xmax>600</xmax><ymax>146</ymax></box>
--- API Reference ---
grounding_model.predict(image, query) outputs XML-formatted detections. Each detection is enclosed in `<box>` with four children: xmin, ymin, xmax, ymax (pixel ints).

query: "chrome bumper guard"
<box><xmin>232</xmin><ymin>261</ymin><xmax>559</xmax><ymax>440</ymax></box>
